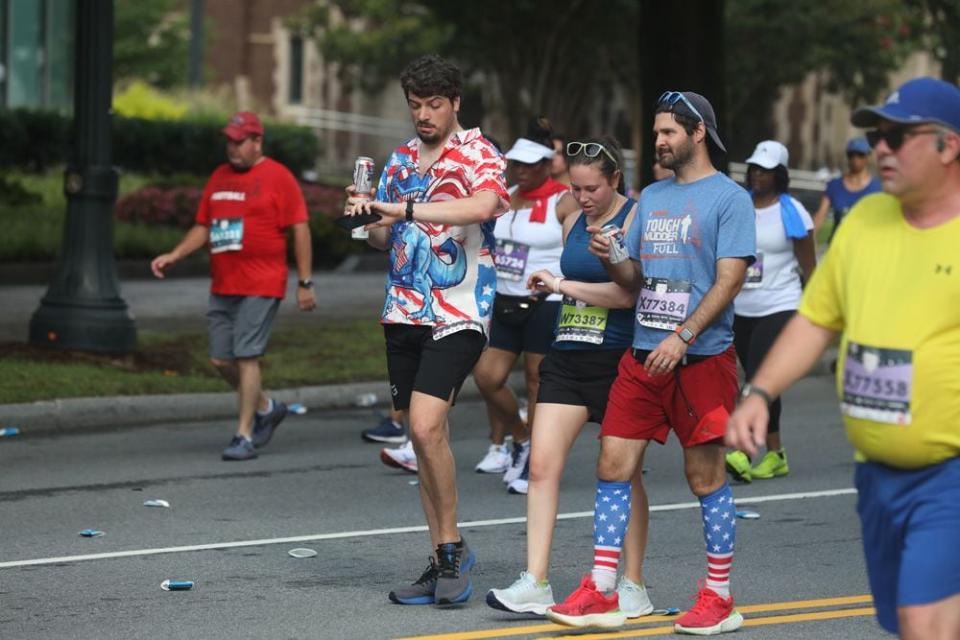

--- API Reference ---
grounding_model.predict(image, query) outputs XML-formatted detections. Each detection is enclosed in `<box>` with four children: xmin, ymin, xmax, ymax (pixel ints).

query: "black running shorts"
<box><xmin>536</xmin><ymin>347</ymin><xmax>627</xmax><ymax>424</ymax></box>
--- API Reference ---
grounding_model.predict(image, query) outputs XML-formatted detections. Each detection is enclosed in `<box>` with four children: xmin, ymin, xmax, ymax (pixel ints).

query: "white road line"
<box><xmin>0</xmin><ymin>487</ymin><xmax>856</xmax><ymax>570</ymax></box>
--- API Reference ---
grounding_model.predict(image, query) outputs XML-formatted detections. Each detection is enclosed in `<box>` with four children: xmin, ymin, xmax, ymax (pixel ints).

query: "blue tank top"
<box><xmin>553</xmin><ymin>198</ymin><xmax>635</xmax><ymax>350</ymax></box>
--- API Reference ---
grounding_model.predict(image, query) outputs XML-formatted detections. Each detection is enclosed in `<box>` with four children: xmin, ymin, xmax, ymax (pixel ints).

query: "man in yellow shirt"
<box><xmin>726</xmin><ymin>76</ymin><xmax>960</xmax><ymax>639</ymax></box>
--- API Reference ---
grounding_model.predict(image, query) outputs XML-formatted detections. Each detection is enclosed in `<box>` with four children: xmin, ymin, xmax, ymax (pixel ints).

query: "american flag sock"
<box><xmin>591</xmin><ymin>480</ymin><xmax>631</xmax><ymax>592</ymax></box>
<box><xmin>700</xmin><ymin>482</ymin><xmax>736</xmax><ymax>598</ymax></box>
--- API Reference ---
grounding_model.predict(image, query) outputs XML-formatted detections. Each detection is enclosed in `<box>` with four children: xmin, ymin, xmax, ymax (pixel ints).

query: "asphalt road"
<box><xmin>0</xmin><ymin>375</ymin><xmax>885</xmax><ymax>640</ymax></box>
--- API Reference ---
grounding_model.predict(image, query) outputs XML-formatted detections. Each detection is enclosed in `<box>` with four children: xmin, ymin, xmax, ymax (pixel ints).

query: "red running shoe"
<box><xmin>545</xmin><ymin>576</ymin><xmax>626</xmax><ymax>628</ymax></box>
<box><xmin>674</xmin><ymin>586</ymin><xmax>743</xmax><ymax>635</ymax></box>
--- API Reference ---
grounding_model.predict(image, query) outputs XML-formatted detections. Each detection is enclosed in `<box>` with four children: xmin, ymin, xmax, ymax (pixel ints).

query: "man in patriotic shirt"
<box><xmin>345</xmin><ymin>54</ymin><xmax>508</xmax><ymax>607</ymax></box>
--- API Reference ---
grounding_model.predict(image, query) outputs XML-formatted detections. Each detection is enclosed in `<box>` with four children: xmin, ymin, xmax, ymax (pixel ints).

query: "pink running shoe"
<box><xmin>545</xmin><ymin>576</ymin><xmax>626</xmax><ymax>628</ymax></box>
<box><xmin>380</xmin><ymin>440</ymin><xmax>418</xmax><ymax>473</ymax></box>
<box><xmin>674</xmin><ymin>586</ymin><xmax>743</xmax><ymax>635</ymax></box>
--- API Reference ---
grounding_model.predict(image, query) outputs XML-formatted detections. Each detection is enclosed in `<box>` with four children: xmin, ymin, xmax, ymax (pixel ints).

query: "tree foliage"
<box><xmin>114</xmin><ymin>0</ymin><xmax>191</xmax><ymax>88</ymax></box>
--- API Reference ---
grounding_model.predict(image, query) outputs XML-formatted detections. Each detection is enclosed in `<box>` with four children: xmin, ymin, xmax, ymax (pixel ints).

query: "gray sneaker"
<box><xmin>389</xmin><ymin>558</ymin><xmax>438</xmax><ymax>605</ymax></box>
<box><xmin>252</xmin><ymin>400</ymin><xmax>288</xmax><ymax>448</ymax></box>
<box><xmin>486</xmin><ymin>571</ymin><xmax>555</xmax><ymax>615</ymax></box>
<box><xmin>617</xmin><ymin>576</ymin><xmax>654</xmax><ymax>618</ymax></box>
<box><xmin>222</xmin><ymin>436</ymin><xmax>257</xmax><ymax>461</ymax></box>
<box><xmin>434</xmin><ymin>539</ymin><xmax>476</xmax><ymax>606</ymax></box>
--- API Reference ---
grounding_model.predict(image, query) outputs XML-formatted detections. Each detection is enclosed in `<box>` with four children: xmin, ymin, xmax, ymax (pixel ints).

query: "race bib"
<box><xmin>494</xmin><ymin>239</ymin><xmax>531</xmax><ymax>282</ymax></box>
<box><xmin>841</xmin><ymin>342</ymin><xmax>912</xmax><ymax>425</ymax></box>
<box><xmin>209</xmin><ymin>218</ymin><xmax>244</xmax><ymax>254</ymax></box>
<box><xmin>743</xmin><ymin>252</ymin><xmax>764</xmax><ymax>289</ymax></box>
<box><xmin>637</xmin><ymin>277</ymin><xmax>691</xmax><ymax>330</ymax></box>
<box><xmin>556</xmin><ymin>296</ymin><xmax>608</xmax><ymax>344</ymax></box>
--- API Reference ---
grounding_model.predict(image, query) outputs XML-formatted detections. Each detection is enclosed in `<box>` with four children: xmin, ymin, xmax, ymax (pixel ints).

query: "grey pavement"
<box><xmin>0</xmin><ymin>376</ymin><xmax>882</xmax><ymax>640</ymax></box>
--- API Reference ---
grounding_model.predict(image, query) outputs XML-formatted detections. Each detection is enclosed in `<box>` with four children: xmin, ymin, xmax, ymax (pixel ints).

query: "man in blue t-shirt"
<box><xmin>812</xmin><ymin>137</ymin><xmax>882</xmax><ymax>241</ymax></box>
<box><xmin>545</xmin><ymin>91</ymin><xmax>755</xmax><ymax>635</ymax></box>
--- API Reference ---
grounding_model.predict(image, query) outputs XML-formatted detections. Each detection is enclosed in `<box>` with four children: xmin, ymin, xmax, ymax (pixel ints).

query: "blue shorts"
<box><xmin>855</xmin><ymin>456</ymin><xmax>960</xmax><ymax>634</ymax></box>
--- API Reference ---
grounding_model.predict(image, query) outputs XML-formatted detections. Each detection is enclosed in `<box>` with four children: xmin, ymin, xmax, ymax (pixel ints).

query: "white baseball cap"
<box><xmin>745</xmin><ymin>140</ymin><xmax>789</xmax><ymax>169</ymax></box>
<box><xmin>505</xmin><ymin>138</ymin><xmax>555</xmax><ymax>164</ymax></box>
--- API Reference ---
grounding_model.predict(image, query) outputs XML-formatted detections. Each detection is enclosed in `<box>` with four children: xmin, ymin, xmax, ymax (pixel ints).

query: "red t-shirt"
<box><xmin>195</xmin><ymin>158</ymin><xmax>308</xmax><ymax>298</ymax></box>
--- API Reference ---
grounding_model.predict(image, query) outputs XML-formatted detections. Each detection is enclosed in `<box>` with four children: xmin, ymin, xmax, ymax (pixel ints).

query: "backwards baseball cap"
<box><xmin>846</xmin><ymin>137</ymin><xmax>871</xmax><ymax>155</ymax></box>
<box><xmin>505</xmin><ymin>138</ymin><xmax>555</xmax><ymax>164</ymax></box>
<box><xmin>657</xmin><ymin>91</ymin><xmax>727</xmax><ymax>153</ymax></box>
<box><xmin>745</xmin><ymin>140</ymin><xmax>789</xmax><ymax>169</ymax></box>
<box><xmin>223</xmin><ymin>111</ymin><xmax>264</xmax><ymax>141</ymax></box>
<box><xmin>851</xmin><ymin>77</ymin><xmax>960</xmax><ymax>133</ymax></box>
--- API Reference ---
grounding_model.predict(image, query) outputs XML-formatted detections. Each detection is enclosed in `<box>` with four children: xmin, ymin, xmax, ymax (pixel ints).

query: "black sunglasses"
<box><xmin>865</xmin><ymin>127</ymin><xmax>939</xmax><ymax>152</ymax></box>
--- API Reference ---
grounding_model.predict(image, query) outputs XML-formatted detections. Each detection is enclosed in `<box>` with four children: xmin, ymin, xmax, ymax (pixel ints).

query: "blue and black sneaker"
<box><xmin>434</xmin><ymin>538</ymin><xmax>476</xmax><ymax>606</ymax></box>
<box><xmin>222</xmin><ymin>435</ymin><xmax>257</xmax><ymax>461</ymax></box>
<box><xmin>252</xmin><ymin>400</ymin><xmax>288</xmax><ymax>448</ymax></box>
<box><xmin>389</xmin><ymin>557</ymin><xmax>439</xmax><ymax>605</ymax></box>
<box><xmin>361</xmin><ymin>415</ymin><xmax>406</xmax><ymax>444</ymax></box>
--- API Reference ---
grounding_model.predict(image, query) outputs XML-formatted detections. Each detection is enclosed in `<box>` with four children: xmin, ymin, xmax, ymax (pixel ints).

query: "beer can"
<box><xmin>602</xmin><ymin>224</ymin><xmax>628</xmax><ymax>263</ymax></box>
<box><xmin>352</xmin><ymin>156</ymin><xmax>376</xmax><ymax>239</ymax></box>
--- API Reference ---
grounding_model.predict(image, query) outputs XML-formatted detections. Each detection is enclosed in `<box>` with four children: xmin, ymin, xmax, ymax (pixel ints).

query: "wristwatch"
<box><xmin>298</xmin><ymin>279</ymin><xmax>314</xmax><ymax>290</ymax></box>
<box><xmin>405</xmin><ymin>200</ymin><xmax>414</xmax><ymax>221</ymax></box>
<box><xmin>675</xmin><ymin>325</ymin><xmax>696</xmax><ymax>345</ymax></box>
<box><xmin>739</xmin><ymin>383</ymin><xmax>773</xmax><ymax>406</ymax></box>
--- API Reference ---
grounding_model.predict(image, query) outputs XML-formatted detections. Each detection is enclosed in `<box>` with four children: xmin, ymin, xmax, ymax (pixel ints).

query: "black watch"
<box><xmin>297</xmin><ymin>279</ymin><xmax>314</xmax><ymax>290</ymax></box>
<box><xmin>739</xmin><ymin>383</ymin><xmax>773</xmax><ymax>406</ymax></box>
<box><xmin>405</xmin><ymin>199</ymin><xmax>414</xmax><ymax>221</ymax></box>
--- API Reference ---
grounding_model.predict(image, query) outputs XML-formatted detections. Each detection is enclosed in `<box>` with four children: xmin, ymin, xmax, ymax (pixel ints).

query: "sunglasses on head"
<box><xmin>865</xmin><ymin>127</ymin><xmax>940</xmax><ymax>152</ymax></box>
<box><xmin>566</xmin><ymin>142</ymin><xmax>619</xmax><ymax>167</ymax></box>
<box><xmin>657</xmin><ymin>91</ymin><xmax>704</xmax><ymax>123</ymax></box>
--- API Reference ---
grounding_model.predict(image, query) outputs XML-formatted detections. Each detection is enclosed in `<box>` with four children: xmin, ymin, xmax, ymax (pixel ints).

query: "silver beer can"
<box><xmin>352</xmin><ymin>156</ymin><xmax>376</xmax><ymax>239</ymax></box>
<box><xmin>602</xmin><ymin>224</ymin><xmax>628</xmax><ymax>263</ymax></box>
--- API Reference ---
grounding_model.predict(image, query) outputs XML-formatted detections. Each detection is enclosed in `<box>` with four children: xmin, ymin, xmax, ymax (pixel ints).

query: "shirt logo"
<box><xmin>886</xmin><ymin>90</ymin><xmax>900</xmax><ymax>104</ymax></box>
<box><xmin>935</xmin><ymin>263</ymin><xmax>953</xmax><ymax>275</ymax></box>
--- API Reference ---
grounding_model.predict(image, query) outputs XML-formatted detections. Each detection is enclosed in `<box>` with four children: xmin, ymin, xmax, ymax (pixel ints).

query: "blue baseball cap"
<box><xmin>845</xmin><ymin>137</ymin><xmax>871</xmax><ymax>155</ymax></box>
<box><xmin>851</xmin><ymin>77</ymin><xmax>960</xmax><ymax>133</ymax></box>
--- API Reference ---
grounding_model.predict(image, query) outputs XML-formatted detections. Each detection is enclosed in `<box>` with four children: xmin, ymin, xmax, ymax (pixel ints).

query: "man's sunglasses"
<box><xmin>566</xmin><ymin>142</ymin><xmax>619</xmax><ymax>167</ymax></box>
<box><xmin>657</xmin><ymin>91</ymin><xmax>704</xmax><ymax>123</ymax></box>
<box><xmin>865</xmin><ymin>127</ymin><xmax>939</xmax><ymax>152</ymax></box>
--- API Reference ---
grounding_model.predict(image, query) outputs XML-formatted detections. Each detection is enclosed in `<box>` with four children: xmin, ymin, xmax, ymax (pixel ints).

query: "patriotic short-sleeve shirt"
<box><xmin>375</xmin><ymin>128</ymin><xmax>508</xmax><ymax>338</ymax></box>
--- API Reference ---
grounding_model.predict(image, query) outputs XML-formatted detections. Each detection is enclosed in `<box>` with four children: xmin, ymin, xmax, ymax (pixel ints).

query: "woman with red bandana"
<box><xmin>473</xmin><ymin>119</ymin><xmax>577</xmax><ymax>491</ymax></box>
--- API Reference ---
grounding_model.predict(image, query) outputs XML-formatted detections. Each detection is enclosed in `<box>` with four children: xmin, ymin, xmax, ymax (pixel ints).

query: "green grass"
<box><xmin>0</xmin><ymin>320</ymin><xmax>388</xmax><ymax>404</ymax></box>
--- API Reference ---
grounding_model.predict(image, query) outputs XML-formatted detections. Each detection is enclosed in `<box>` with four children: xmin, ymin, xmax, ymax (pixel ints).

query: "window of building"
<box><xmin>289</xmin><ymin>34</ymin><xmax>303</xmax><ymax>104</ymax></box>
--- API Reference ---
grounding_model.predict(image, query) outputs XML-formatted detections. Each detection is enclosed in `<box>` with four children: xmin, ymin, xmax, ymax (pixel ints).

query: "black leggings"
<box><xmin>733</xmin><ymin>310</ymin><xmax>795</xmax><ymax>435</ymax></box>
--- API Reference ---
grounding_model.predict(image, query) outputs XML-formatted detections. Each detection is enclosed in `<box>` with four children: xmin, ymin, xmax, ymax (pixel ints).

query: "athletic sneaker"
<box><xmin>545</xmin><ymin>576</ymin><xmax>626</xmax><ymax>628</ymax></box>
<box><xmin>674</xmin><ymin>586</ymin><xmax>743</xmax><ymax>635</ymax></box>
<box><xmin>502</xmin><ymin>439</ymin><xmax>531</xmax><ymax>485</ymax></box>
<box><xmin>380</xmin><ymin>440</ymin><xmax>418</xmax><ymax>473</ymax></box>
<box><xmin>725</xmin><ymin>451</ymin><xmax>752</xmax><ymax>483</ymax></box>
<box><xmin>507</xmin><ymin>456</ymin><xmax>529</xmax><ymax>495</ymax></box>
<box><xmin>222</xmin><ymin>436</ymin><xmax>257</xmax><ymax>461</ymax></box>
<box><xmin>617</xmin><ymin>576</ymin><xmax>654</xmax><ymax>618</ymax></box>
<box><xmin>475</xmin><ymin>443</ymin><xmax>511</xmax><ymax>474</ymax></box>
<box><xmin>389</xmin><ymin>557</ymin><xmax>438</xmax><ymax>605</ymax></box>
<box><xmin>751</xmin><ymin>449</ymin><xmax>789</xmax><ymax>479</ymax></box>
<box><xmin>252</xmin><ymin>400</ymin><xmax>288</xmax><ymax>448</ymax></box>
<box><xmin>362</xmin><ymin>415</ymin><xmax>407</xmax><ymax>444</ymax></box>
<box><xmin>486</xmin><ymin>571</ymin><xmax>554</xmax><ymax>615</ymax></box>
<box><xmin>434</xmin><ymin>539</ymin><xmax>476</xmax><ymax>605</ymax></box>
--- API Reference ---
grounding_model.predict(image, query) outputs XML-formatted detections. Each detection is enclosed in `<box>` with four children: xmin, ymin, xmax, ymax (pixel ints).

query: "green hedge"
<box><xmin>0</xmin><ymin>108</ymin><xmax>319</xmax><ymax>176</ymax></box>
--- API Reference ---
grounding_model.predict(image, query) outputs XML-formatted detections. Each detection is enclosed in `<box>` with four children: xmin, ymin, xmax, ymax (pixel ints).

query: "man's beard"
<box><xmin>658</xmin><ymin>140</ymin><xmax>693</xmax><ymax>170</ymax></box>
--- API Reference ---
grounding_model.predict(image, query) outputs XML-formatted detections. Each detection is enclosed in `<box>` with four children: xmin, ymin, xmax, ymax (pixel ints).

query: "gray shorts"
<box><xmin>207</xmin><ymin>294</ymin><xmax>281</xmax><ymax>360</ymax></box>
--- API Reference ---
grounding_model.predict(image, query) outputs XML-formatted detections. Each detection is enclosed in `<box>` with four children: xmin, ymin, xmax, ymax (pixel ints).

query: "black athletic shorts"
<box><xmin>488</xmin><ymin>297</ymin><xmax>559</xmax><ymax>355</ymax></box>
<box><xmin>536</xmin><ymin>347</ymin><xmax>627</xmax><ymax>424</ymax></box>
<box><xmin>384</xmin><ymin>324</ymin><xmax>486</xmax><ymax>410</ymax></box>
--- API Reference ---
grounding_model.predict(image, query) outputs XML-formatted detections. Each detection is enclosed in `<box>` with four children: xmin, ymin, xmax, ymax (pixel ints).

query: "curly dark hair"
<box><xmin>400</xmin><ymin>55</ymin><xmax>462</xmax><ymax>100</ymax></box>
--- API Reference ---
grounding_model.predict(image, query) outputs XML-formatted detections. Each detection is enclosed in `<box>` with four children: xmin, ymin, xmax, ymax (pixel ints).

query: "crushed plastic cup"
<box><xmin>653</xmin><ymin>607</ymin><xmax>681</xmax><ymax>616</ymax></box>
<box><xmin>288</xmin><ymin>403</ymin><xmax>307</xmax><ymax>415</ymax></box>
<box><xmin>161</xmin><ymin>580</ymin><xmax>194</xmax><ymax>591</ymax></box>
<box><xmin>288</xmin><ymin>548</ymin><xmax>318</xmax><ymax>559</ymax></box>
<box><xmin>354</xmin><ymin>392</ymin><xmax>378</xmax><ymax>407</ymax></box>
<box><xmin>408</xmin><ymin>479</ymin><xmax>419</xmax><ymax>486</ymax></box>
<box><xmin>143</xmin><ymin>499</ymin><xmax>170</xmax><ymax>508</ymax></box>
<box><xmin>0</xmin><ymin>427</ymin><xmax>20</xmax><ymax>437</ymax></box>
<box><xmin>736</xmin><ymin>510</ymin><xmax>760</xmax><ymax>519</ymax></box>
<box><xmin>79</xmin><ymin>529</ymin><xmax>104</xmax><ymax>537</ymax></box>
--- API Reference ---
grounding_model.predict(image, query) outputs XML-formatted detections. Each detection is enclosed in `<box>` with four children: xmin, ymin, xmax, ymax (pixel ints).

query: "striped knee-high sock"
<box><xmin>700</xmin><ymin>482</ymin><xmax>736</xmax><ymax>598</ymax></box>
<box><xmin>591</xmin><ymin>480</ymin><xmax>631</xmax><ymax>592</ymax></box>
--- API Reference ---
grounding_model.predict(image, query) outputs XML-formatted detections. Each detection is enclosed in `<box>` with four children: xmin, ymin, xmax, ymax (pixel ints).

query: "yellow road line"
<box><xmin>396</xmin><ymin>594</ymin><xmax>874</xmax><ymax>640</ymax></box>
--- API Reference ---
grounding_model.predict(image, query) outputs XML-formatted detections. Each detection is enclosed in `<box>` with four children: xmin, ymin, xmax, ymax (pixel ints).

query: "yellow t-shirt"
<box><xmin>799</xmin><ymin>192</ymin><xmax>960</xmax><ymax>469</ymax></box>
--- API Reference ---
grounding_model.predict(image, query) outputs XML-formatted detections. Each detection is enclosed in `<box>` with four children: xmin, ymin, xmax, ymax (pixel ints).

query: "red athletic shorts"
<box><xmin>601</xmin><ymin>346</ymin><xmax>738</xmax><ymax>448</ymax></box>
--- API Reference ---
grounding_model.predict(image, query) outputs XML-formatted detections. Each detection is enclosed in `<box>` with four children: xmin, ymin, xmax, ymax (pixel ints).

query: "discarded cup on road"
<box><xmin>354</xmin><ymin>393</ymin><xmax>378</xmax><ymax>407</ymax></box>
<box><xmin>288</xmin><ymin>548</ymin><xmax>318</xmax><ymax>559</ymax></box>
<box><xmin>161</xmin><ymin>580</ymin><xmax>194</xmax><ymax>591</ymax></box>
<box><xmin>736</xmin><ymin>510</ymin><xmax>760</xmax><ymax>519</ymax></box>
<box><xmin>79</xmin><ymin>529</ymin><xmax>104</xmax><ymax>537</ymax></box>
<box><xmin>653</xmin><ymin>607</ymin><xmax>681</xmax><ymax>616</ymax></box>
<box><xmin>0</xmin><ymin>427</ymin><xmax>20</xmax><ymax>437</ymax></box>
<box><xmin>143</xmin><ymin>499</ymin><xmax>170</xmax><ymax>508</ymax></box>
<box><xmin>288</xmin><ymin>403</ymin><xmax>307</xmax><ymax>415</ymax></box>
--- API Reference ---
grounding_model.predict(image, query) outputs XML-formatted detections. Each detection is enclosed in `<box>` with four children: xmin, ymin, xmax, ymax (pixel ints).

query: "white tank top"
<box><xmin>493</xmin><ymin>187</ymin><xmax>565</xmax><ymax>299</ymax></box>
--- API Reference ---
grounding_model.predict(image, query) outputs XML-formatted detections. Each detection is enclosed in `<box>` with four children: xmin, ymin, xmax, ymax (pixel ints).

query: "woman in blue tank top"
<box><xmin>487</xmin><ymin>137</ymin><xmax>654</xmax><ymax>618</ymax></box>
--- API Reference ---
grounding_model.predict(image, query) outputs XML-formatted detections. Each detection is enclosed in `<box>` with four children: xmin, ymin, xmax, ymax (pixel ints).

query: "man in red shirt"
<box><xmin>151</xmin><ymin>112</ymin><xmax>316</xmax><ymax>461</ymax></box>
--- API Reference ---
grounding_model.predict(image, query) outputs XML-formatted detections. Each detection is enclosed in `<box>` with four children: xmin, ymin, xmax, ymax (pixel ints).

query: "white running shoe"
<box><xmin>502</xmin><ymin>440</ymin><xmax>531</xmax><ymax>485</ymax></box>
<box><xmin>476</xmin><ymin>443</ymin><xmax>511</xmax><ymax>473</ymax></box>
<box><xmin>486</xmin><ymin>571</ymin><xmax>555</xmax><ymax>615</ymax></box>
<box><xmin>617</xmin><ymin>576</ymin><xmax>654</xmax><ymax>618</ymax></box>
<box><xmin>380</xmin><ymin>440</ymin><xmax>418</xmax><ymax>473</ymax></box>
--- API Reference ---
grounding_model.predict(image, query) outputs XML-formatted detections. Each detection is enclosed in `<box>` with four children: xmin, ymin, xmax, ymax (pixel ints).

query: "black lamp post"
<box><xmin>29</xmin><ymin>0</ymin><xmax>136</xmax><ymax>353</ymax></box>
